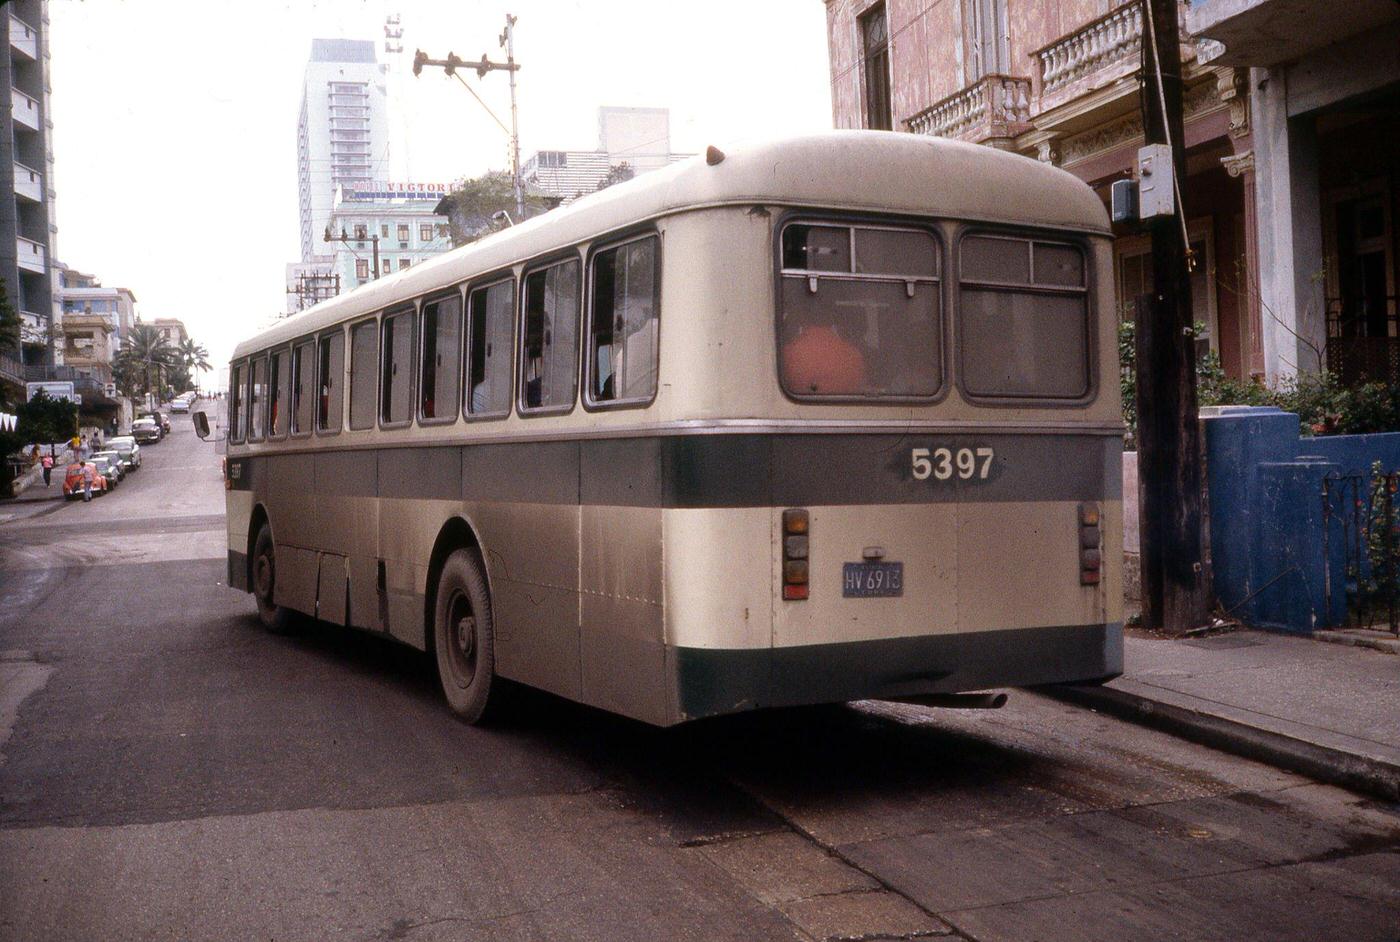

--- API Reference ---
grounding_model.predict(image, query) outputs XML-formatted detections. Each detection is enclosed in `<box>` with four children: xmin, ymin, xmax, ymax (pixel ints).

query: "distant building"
<box><xmin>1</xmin><ymin>0</ymin><xmax>60</xmax><ymax>394</ymax></box>
<box><xmin>297</xmin><ymin>39</ymin><xmax>390</xmax><ymax>265</ymax></box>
<box><xmin>325</xmin><ymin>183</ymin><xmax>452</xmax><ymax>291</ymax></box>
<box><xmin>149</xmin><ymin>318</ymin><xmax>188</xmax><ymax>348</ymax></box>
<box><xmin>59</xmin><ymin>267</ymin><xmax>137</xmax><ymax>343</ymax></box>
<box><xmin>522</xmin><ymin>107</ymin><xmax>691</xmax><ymax>204</ymax></box>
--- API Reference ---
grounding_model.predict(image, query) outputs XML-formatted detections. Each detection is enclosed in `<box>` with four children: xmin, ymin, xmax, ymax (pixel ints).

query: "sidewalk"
<box><xmin>1049</xmin><ymin>629</ymin><xmax>1400</xmax><ymax>801</ymax></box>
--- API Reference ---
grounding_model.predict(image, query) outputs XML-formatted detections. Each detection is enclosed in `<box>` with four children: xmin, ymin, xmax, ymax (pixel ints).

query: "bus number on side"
<box><xmin>910</xmin><ymin>446</ymin><xmax>995</xmax><ymax>481</ymax></box>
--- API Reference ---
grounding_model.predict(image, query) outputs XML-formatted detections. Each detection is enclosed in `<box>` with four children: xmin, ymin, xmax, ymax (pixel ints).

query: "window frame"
<box><xmin>246</xmin><ymin>354</ymin><xmax>268</xmax><ymax>443</ymax></box>
<box><xmin>378</xmin><ymin>304</ymin><xmax>417</xmax><ymax>430</ymax></box>
<box><xmin>583</xmin><ymin>229</ymin><xmax>663</xmax><ymax>412</ymax></box>
<box><xmin>417</xmin><ymin>288</ymin><xmax>465</xmax><ymax>426</ymax></box>
<box><xmin>267</xmin><ymin>345</ymin><xmax>291</xmax><ymax>441</ymax></box>
<box><xmin>858</xmin><ymin>2</ymin><xmax>893</xmax><ymax>131</ymax></box>
<box><xmin>463</xmin><ymin>271</ymin><xmax>517</xmax><ymax>423</ymax></box>
<box><xmin>290</xmin><ymin>337</ymin><xmax>315</xmax><ymax>438</ymax></box>
<box><xmin>228</xmin><ymin>360</ymin><xmax>245</xmax><ymax>444</ymax></box>
<box><xmin>953</xmin><ymin>225</ymin><xmax>1098</xmax><ymax>407</ymax></box>
<box><xmin>516</xmin><ymin>251</ymin><xmax>583</xmax><ymax>418</ymax></box>
<box><xmin>773</xmin><ymin>211</ymin><xmax>950</xmax><ymax>405</ymax></box>
<box><xmin>347</xmin><ymin>316</ymin><xmax>380</xmax><ymax>432</ymax></box>
<box><xmin>315</xmin><ymin>327</ymin><xmax>346</xmax><ymax>437</ymax></box>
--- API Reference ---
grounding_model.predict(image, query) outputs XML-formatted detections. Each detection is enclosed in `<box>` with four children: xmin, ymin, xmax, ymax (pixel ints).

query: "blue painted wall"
<box><xmin>1202</xmin><ymin>406</ymin><xmax>1400</xmax><ymax>633</ymax></box>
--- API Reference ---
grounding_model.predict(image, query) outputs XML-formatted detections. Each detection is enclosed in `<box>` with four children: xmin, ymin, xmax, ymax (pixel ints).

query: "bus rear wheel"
<box><xmin>251</xmin><ymin>524</ymin><xmax>296</xmax><ymax>634</ymax></box>
<box><xmin>433</xmin><ymin>549</ymin><xmax>497</xmax><ymax>724</ymax></box>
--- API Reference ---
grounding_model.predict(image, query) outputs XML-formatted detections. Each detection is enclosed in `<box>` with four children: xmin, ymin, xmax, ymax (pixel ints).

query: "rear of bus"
<box><xmin>659</xmin><ymin>151</ymin><xmax>1123</xmax><ymax>722</ymax></box>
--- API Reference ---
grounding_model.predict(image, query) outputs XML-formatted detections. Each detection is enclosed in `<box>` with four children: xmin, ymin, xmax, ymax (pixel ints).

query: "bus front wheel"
<box><xmin>433</xmin><ymin>549</ymin><xmax>497</xmax><ymax>724</ymax></box>
<box><xmin>251</xmin><ymin>524</ymin><xmax>296</xmax><ymax>634</ymax></box>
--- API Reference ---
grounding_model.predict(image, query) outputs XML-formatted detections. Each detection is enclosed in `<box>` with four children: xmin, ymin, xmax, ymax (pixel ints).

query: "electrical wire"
<box><xmin>1142</xmin><ymin>0</ymin><xmax>1197</xmax><ymax>272</ymax></box>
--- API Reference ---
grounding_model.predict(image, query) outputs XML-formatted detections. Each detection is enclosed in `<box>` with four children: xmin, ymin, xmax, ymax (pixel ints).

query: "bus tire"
<box><xmin>433</xmin><ymin>549</ymin><xmax>497</xmax><ymax>724</ymax></box>
<box><xmin>251</xmin><ymin>524</ymin><xmax>296</xmax><ymax>634</ymax></box>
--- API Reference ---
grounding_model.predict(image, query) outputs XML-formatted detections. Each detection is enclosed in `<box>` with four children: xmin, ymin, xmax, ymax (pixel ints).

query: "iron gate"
<box><xmin>1322</xmin><ymin>468</ymin><xmax>1400</xmax><ymax>635</ymax></box>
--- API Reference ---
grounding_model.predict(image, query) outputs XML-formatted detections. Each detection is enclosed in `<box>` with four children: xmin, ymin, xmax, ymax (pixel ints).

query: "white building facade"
<box><xmin>326</xmin><ymin>183</ymin><xmax>451</xmax><ymax>292</ymax></box>
<box><xmin>522</xmin><ymin>106</ymin><xmax>691</xmax><ymax>205</ymax></box>
<box><xmin>296</xmin><ymin>39</ymin><xmax>390</xmax><ymax>265</ymax></box>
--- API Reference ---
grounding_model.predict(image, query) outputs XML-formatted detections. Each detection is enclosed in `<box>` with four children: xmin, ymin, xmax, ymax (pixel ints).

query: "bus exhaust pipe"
<box><xmin>888</xmin><ymin>692</ymin><xmax>1009</xmax><ymax>710</ymax></box>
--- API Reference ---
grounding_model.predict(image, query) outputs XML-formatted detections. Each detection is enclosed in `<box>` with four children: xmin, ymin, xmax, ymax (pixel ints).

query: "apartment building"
<box><xmin>826</xmin><ymin>0</ymin><xmax>1400</xmax><ymax>384</ymax></box>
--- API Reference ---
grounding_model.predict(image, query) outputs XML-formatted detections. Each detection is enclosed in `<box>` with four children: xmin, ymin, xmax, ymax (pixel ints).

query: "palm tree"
<box><xmin>114</xmin><ymin>324</ymin><xmax>178</xmax><ymax>405</ymax></box>
<box><xmin>177</xmin><ymin>337</ymin><xmax>212</xmax><ymax>392</ymax></box>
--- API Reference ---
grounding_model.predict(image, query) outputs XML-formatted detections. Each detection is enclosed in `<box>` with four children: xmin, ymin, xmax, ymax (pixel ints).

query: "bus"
<box><xmin>206</xmin><ymin>131</ymin><xmax>1123</xmax><ymax>726</ymax></box>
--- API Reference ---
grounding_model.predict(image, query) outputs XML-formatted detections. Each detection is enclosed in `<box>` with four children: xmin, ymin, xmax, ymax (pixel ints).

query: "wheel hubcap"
<box><xmin>446</xmin><ymin>590</ymin><xmax>478</xmax><ymax>687</ymax></box>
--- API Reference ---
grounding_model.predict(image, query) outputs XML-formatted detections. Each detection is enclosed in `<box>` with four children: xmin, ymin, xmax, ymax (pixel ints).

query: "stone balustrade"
<box><xmin>906</xmin><ymin>74</ymin><xmax>1032</xmax><ymax>142</ymax></box>
<box><xmin>1036</xmin><ymin>2</ymin><xmax>1144</xmax><ymax>97</ymax></box>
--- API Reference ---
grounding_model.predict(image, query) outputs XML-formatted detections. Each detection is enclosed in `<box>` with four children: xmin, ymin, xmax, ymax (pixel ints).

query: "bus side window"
<box><xmin>380</xmin><ymin>310</ymin><xmax>414</xmax><ymax>426</ymax></box>
<box><xmin>229</xmin><ymin>363</ymin><xmax>244</xmax><ymax>443</ymax></box>
<box><xmin>349</xmin><ymin>320</ymin><xmax>378</xmax><ymax>430</ymax></box>
<box><xmin>248</xmin><ymin>356</ymin><xmax>267</xmax><ymax>441</ymax></box>
<box><xmin>420</xmin><ymin>294</ymin><xmax>462</xmax><ymax>421</ymax></box>
<box><xmin>465</xmin><ymin>279</ymin><xmax>514</xmax><ymax>418</ymax></box>
<box><xmin>588</xmin><ymin>235</ymin><xmax>659</xmax><ymax>406</ymax></box>
<box><xmin>519</xmin><ymin>259</ymin><xmax>580</xmax><ymax>413</ymax></box>
<box><xmin>292</xmin><ymin>340</ymin><xmax>314</xmax><ymax>435</ymax></box>
<box><xmin>268</xmin><ymin>349</ymin><xmax>290</xmax><ymax>439</ymax></box>
<box><xmin>318</xmin><ymin>331</ymin><xmax>345</xmax><ymax>433</ymax></box>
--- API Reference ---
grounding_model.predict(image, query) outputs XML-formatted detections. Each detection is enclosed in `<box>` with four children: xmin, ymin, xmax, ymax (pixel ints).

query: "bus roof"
<box><xmin>237</xmin><ymin>131</ymin><xmax>1110</xmax><ymax>359</ymax></box>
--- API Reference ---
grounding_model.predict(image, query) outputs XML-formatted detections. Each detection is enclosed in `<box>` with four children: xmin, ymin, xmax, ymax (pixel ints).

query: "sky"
<box><xmin>47</xmin><ymin>0</ymin><xmax>835</xmax><ymax>375</ymax></box>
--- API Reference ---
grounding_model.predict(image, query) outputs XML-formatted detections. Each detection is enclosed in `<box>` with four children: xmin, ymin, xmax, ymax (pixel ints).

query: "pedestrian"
<box><xmin>41</xmin><ymin>452</ymin><xmax>53</xmax><ymax>487</ymax></box>
<box><xmin>82</xmin><ymin>462</ymin><xmax>95</xmax><ymax>502</ymax></box>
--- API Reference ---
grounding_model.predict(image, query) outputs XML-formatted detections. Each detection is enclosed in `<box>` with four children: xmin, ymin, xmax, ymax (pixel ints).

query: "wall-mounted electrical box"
<box><xmin>1137</xmin><ymin>143</ymin><xmax>1175</xmax><ymax>218</ymax></box>
<box><xmin>1111</xmin><ymin>179</ymin><xmax>1139</xmax><ymax>223</ymax></box>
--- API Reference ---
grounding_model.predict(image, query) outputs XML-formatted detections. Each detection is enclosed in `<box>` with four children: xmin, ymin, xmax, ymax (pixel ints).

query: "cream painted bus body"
<box><xmin>223</xmin><ymin>132</ymin><xmax>1123</xmax><ymax>726</ymax></box>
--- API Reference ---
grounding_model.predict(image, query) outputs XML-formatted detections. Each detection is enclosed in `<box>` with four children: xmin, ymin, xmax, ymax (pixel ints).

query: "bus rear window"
<box><xmin>778</xmin><ymin>222</ymin><xmax>941</xmax><ymax>400</ymax></box>
<box><xmin>958</xmin><ymin>235</ymin><xmax>1089</xmax><ymax>400</ymax></box>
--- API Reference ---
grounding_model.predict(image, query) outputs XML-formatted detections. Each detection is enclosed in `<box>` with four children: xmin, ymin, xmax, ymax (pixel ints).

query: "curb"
<box><xmin>1042</xmin><ymin>682</ymin><xmax>1400</xmax><ymax>802</ymax></box>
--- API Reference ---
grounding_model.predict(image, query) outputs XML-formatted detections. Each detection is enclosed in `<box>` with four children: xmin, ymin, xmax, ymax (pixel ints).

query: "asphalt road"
<box><xmin>1</xmin><ymin>410</ymin><xmax>1397</xmax><ymax>941</ymax></box>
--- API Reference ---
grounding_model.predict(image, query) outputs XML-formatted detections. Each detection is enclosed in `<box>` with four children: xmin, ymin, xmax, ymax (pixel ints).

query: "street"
<box><xmin>0</xmin><ymin>411</ymin><xmax>1397</xmax><ymax>942</ymax></box>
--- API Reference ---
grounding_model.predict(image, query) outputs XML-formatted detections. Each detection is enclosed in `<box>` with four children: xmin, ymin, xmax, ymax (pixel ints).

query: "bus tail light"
<box><xmin>782</xmin><ymin>509</ymin><xmax>809</xmax><ymax>600</ymax></box>
<box><xmin>1079</xmin><ymin>502</ymin><xmax>1101</xmax><ymax>585</ymax></box>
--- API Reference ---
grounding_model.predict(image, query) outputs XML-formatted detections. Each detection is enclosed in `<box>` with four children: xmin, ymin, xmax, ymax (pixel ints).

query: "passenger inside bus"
<box><xmin>780</xmin><ymin>305</ymin><xmax>868</xmax><ymax>395</ymax></box>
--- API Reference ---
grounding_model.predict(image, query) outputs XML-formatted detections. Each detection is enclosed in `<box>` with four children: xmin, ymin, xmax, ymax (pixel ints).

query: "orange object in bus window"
<box><xmin>780</xmin><ymin>325</ymin><xmax>867</xmax><ymax>395</ymax></box>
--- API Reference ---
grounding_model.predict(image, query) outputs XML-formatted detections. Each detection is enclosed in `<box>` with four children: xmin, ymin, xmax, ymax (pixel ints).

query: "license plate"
<box><xmin>842</xmin><ymin>562</ymin><xmax>904</xmax><ymax>598</ymax></box>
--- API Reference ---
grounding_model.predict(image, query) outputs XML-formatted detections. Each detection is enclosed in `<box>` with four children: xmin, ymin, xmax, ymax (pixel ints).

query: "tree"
<box><xmin>114</xmin><ymin>324</ymin><xmax>178</xmax><ymax>402</ymax></box>
<box><xmin>435</xmin><ymin>170</ymin><xmax>557</xmax><ymax>247</ymax></box>
<box><xmin>584</xmin><ymin>161</ymin><xmax>635</xmax><ymax>198</ymax></box>
<box><xmin>177</xmin><ymin>337</ymin><xmax>212</xmax><ymax>391</ymax></box>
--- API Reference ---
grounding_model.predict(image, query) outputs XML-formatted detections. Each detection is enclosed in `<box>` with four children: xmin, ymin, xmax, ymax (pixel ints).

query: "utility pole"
<box><xmin>1136</xmin><ymin>0</ymin><xmax>1208</xmax><ymax>633</ymax></box>
<box><xmin>325</xmin><ymin>227</ymin><xmax>380</xmax><ymax>281</ymax></box>
<box><xmin>412</xmin><ymin>13</ymin><xmax>523</xmax><ymax>218</ymax></box>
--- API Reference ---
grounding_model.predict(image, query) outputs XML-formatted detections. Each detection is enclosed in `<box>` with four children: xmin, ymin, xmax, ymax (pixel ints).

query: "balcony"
<box><xmin>906</xmin><ymin>74</ymin><xmax>1032</xmax><ymax>144</ymax></box>
<box><xmin>1034</xmin><ymin>2</ymin><xmax>1150</xmax><ymax>114</ymax></box>
<box><xmin>9</xmin><ymin>12</ymin><xmax>38</xmax><ymax>60</ymax></box>
<box><xmin>1187</xmin><ymin>0</ymin><xmax>1399</xmax><ymax>67</ymax></box>
<box><xmin>16</xmin><ymin>236</ymin><xmax>45</xmax><ymax>273</ymax></box>
<box><xmin>0</xmin><ymin>352</ymin><xmax>22</xmax><ymax>389</ymax></box>
<box><xmin>12</xmin><ymin>161</ymin><xmax>41</xmax><ymax>202</ymax></box>
<box><xmin>10</xmin><ymin>87</ymin><xmax>39</xmax><ymax>130</ymax></box>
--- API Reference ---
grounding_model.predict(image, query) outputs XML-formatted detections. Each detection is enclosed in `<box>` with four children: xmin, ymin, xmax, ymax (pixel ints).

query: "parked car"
<box><xmin>90</xmin><ymin>454</ymin><xmax>122</xmax><ymax>489</ymax></box>
<box><xmin>91</xmin><ymin>450</ymin><xmax>126</xmax><ymax>481</ymax></box>
<box><xmin>138</xmin><ymin>412</ymin><xmax>170</xmax><ymax>436</ymax></box>
<box><xmin>107</xmin><ymin>437</ymin><xmax>141</xmax><ymax>471</ymax></box>
<box><xmin>62</xmin><ymin>462</ymin><xmax>107</xmax><ymax>499</ymax></box>
<box><xmin>169</xmin><ymin>399</ymin><xmax>190</xmax><ymax>413</ymax></box>
<box><xmin>132</xmin><ymin>420</ymin><xmax>161</xmax><ymax>445</ymax></box>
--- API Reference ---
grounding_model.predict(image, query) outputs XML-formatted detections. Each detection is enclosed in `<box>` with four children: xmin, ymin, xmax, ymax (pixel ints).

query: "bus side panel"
<box><xmin>315</xmin><ymin>450</ymin><xmax>381</xmax><ymax>632</ymax></box>
<box><xmin>379</xmin><ymin>449</ymin><xmax>463</xmax><ymax>648</ymax></box>
<box><xmin>226</xmin><ymin>489</ymin><xmax>254</xmax><ymax>592</ymax></box>
<box><xmin>579</xmin><ymin>505</ymin><xmax>666</xmax><ymax>725</ymax></box>
<box><xmin>464</xmin><ymin>439</ymin><xmax>583</xmax><ymax>701</ymax></box>
<box><xmin>266</xmin><ymin>453</ymin><xmax>318</xmax><ymax>617</ymax></box>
